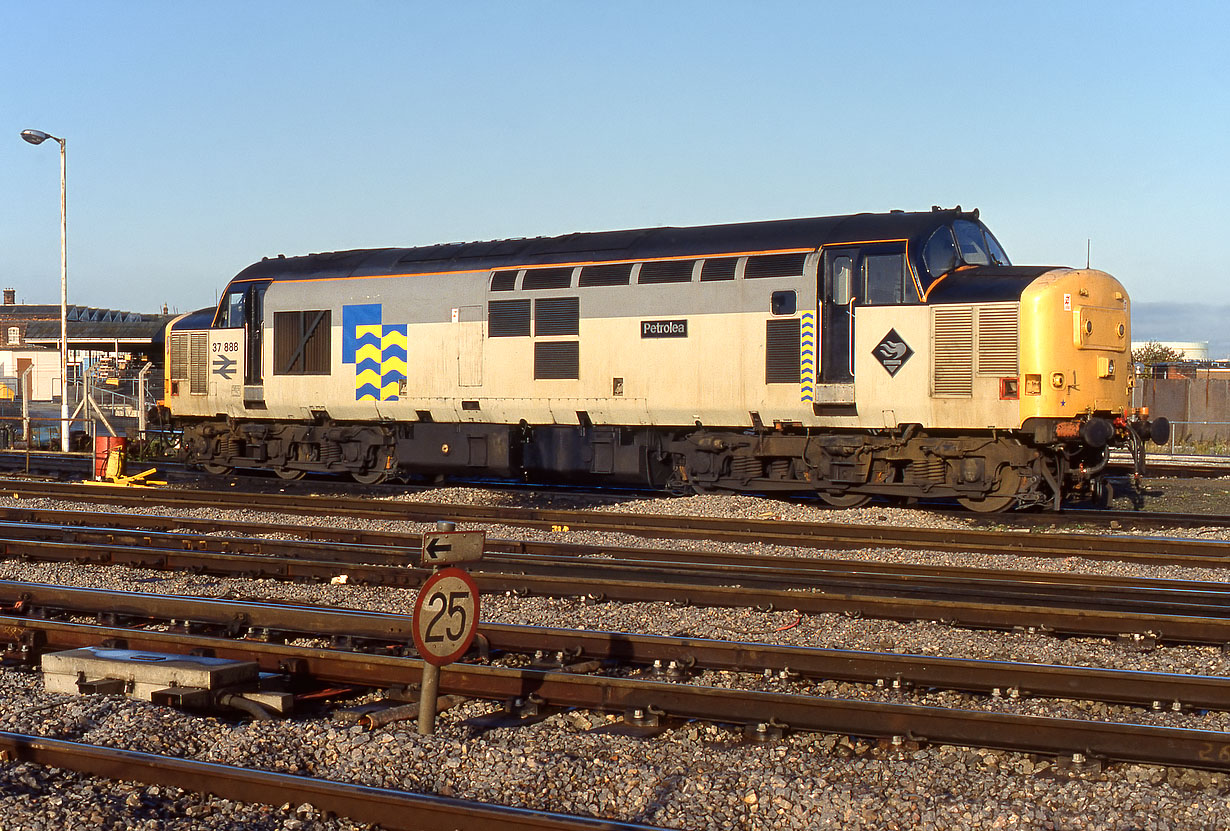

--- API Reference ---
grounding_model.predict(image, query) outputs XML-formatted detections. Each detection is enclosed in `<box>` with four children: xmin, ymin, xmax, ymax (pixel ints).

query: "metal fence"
<box><xmin>1136</xmin><ymin>377</ymin><xmax>1230</xmax><ymax>450</ymax></box>
<box><xmin>1158</xmin><ymin>421</ymin><xmax>1230</xmax><ymax>455</ymax></box>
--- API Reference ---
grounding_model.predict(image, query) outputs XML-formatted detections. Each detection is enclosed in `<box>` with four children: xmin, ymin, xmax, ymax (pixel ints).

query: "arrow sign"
<box><xmin>420</xmin><ymin>530</ymin><xmax>484</xmax><ymax>566</ymax></box>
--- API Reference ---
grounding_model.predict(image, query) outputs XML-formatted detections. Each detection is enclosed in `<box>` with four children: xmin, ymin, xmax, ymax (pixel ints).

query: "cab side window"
<box><xmin>861</xmin><ymin>253</ymin><xmax>907</xmax><ymax>305</ymax></box>
<box><xmin>215</xmin><ymin>289</ymin><xmax>246</xmax><ymax>328</ymax></box>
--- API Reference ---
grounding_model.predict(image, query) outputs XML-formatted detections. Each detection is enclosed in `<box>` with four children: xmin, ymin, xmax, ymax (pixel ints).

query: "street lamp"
<box><xmin>20</xmin><ymin>129</ymin><xmax>70</xmax><ymax>452</ymax></box>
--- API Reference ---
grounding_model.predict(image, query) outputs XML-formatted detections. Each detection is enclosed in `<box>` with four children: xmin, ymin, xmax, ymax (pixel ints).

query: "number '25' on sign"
<box><xmin>411</xmin><ymin>567</ymin><xmax>480</xmax><ymax>666</ymax></box>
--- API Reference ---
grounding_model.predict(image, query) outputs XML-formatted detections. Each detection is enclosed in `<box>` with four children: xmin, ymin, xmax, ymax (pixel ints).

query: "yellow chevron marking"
<box><xmin>381</xmin><ymin>330</ymin><xmax>408</xmax><ymax>349</ymax></box>
<box><xmin>356</xmin><ymin>343</ymin><xmax>382</xmax><ymax>363</ymax></box>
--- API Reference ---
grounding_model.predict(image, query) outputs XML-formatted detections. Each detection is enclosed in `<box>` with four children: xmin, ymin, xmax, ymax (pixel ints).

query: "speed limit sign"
<box><xmin>411</xmin><ymin>567</ymin><xmax>480</xmax><ymax>667</ymax></box>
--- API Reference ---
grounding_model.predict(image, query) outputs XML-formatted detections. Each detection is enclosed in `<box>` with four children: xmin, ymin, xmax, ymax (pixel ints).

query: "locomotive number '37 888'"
<box><xmin>164</xmin><ymin>207</ymin><xmax>1168</xmax><ymax>511</ymax></box>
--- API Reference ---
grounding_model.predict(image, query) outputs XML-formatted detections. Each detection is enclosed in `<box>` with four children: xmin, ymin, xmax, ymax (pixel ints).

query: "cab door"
<box><xmin>820</xmin><ymin>250</ymin><xmax>855</xmax><ymax>384</ymax></box>
<box><xmin>213</xmin><ymin>281</ymin><xmax>269</xmax><ymax>398</ymax></box>
<box><xmin>820</xmin><ymin>245</ymin><xmax>913</xmax><ymax>388</ymax></box>
<box><xmin>245</xmin><ymin>283</ymin><xmax>267</xmax><ymax>386</ymax></box>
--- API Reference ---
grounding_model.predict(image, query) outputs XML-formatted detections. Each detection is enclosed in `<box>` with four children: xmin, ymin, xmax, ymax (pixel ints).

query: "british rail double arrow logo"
<box><xmin>212</xmin><ymin>354</ymin><xmax>236</xmax><ymax>379</ymax></box>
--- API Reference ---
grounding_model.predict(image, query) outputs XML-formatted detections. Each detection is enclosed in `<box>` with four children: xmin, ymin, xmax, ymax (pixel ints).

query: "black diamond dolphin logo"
<box><xmin>873</xmin><ymin>329</ymin><xmax>913</xmax><ymax>377</ymax></box>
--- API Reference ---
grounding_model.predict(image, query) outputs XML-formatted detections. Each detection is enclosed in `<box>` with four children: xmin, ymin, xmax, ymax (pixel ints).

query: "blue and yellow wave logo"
<box><xmin>800</xmin><ymin>311</ymin><xmax>816</xmax><ymax>402</ymax></box>
<box><xmin>342</xmin><ymin>304</ymin><xmax>407</xmax><ymax>401</ymax></box>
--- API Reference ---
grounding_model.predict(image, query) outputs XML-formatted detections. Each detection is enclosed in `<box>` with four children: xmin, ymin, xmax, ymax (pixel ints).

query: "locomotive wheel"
<box><xmin>274</xmin><ymin>467</ymin><xmax>306</xmax><ymax>481</ymax></box>
<box><xmin>955</xmin><ymin>494</ymin><xmax>1015</xmax><ymax>513</ymax></box>
<box><xmin>201</xmin><ymin>463</ymin><xmax>233</xmax><ymax>475</ymax></box>
<box><xmin>352</xmin><ymin>469</ymin><xmax>392</xmax><ymax>485</ymax></box>
<box><xmin>956</xmin><ymin>466</ymin><xmax>1023</xmax><ymax>513</ymax></box>
<box><xmin>818</xmin><ymin>492</ymin><xmax>871</xmax><ymax>508</ymax></box>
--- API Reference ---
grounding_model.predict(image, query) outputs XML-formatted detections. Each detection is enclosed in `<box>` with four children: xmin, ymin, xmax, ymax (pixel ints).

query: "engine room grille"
<box><xmin>522</xmin><ymin>267</ymin><xmax>574</xmax><ymax>290</ymax></box>
<box><xmin>699</xmin><ymin>257</ymin><xmax>738</xmax><ymax>281</ymax></box>
<box><xmin>976</xmin><ymin>305</ymin><xmax>1019</xmax><ymax>375</ymax></box>
<box><xmin>534</xmin><ymin>341</ymin><xmax>579</xmax><ymax>379</ymax></box>
<box><xmin>274</xmin><ymin>310</ymin><xmax>331</xmax><ymax>375</ymax></box>
<box><xmin>534</xmin><ymin>297</ymin><xmax>579</xmax><ymax>336</ymax></box>
<box><xmin>488</xmin><ymin>299</ymin><xmax>531</xmax><ymax>337</ymax></box>
<box><xmin>765</xmin><ymin>319</ymin><xmax>801</xmax><ymax>384</ymax></box>
<box><xmin>745</xmin><ymin>253</ymin><xmax>807</xmax><ymax>279</ymax></box>
<box><xmin>490</xmin><ymin>270</ymin><xmax>518</xmax><ymax>291</ymax></box>
<box><xmin>578</xmin><ymin>263</ymin><xmax>631</xmax><ymax>287</ymax></box>
<box><xmin>931</xmin><ymin>306</ymin><xmax>974</xmax><ymax>396</ymax></box>
<box><xmin>638</xmin><ymin>259</ymin><xmax>695</xmax><ymax>284</ymax></box>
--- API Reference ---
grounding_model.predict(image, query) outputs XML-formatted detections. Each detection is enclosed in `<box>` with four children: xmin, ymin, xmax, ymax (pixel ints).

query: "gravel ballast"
<box><xmin>0</xmin><ymin>486</ymin><xmax>1227</xmax><ymax>830</ymax></box>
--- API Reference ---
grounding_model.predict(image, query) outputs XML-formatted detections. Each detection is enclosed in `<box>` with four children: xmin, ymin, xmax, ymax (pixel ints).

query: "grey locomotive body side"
<box><xmin>165</xmin><ymin>209</ymin><xmax>1163</xmax><ymax>509</ymax></box>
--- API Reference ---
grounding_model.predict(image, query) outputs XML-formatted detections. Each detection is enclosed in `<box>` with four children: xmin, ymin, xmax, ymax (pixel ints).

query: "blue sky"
<box><xmin>2</xmin><ymin>2</ymin><xmax>1227</xmax><ymax>341</ymax></box>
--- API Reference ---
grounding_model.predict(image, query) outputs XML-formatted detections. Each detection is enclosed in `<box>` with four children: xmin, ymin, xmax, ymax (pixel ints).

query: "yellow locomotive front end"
<box><xmin>1020</xmin><ymin>267</ymin><xmax>1132</xmax><ymax>418</ymax></box>
<box><xmin>1019</xmin><ymin>267</ymin><xmax>1167</xmax><ymax>500</ymax></box>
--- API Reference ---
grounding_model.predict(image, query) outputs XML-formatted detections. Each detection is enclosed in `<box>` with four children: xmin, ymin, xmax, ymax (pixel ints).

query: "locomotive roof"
<box><xmin>229</xmin><ymin>208</ymin><xmax>981</xmax><ymax>284</ymax></box>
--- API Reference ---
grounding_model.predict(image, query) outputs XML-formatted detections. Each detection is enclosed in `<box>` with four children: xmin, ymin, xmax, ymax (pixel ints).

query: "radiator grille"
<box><xmin>932</xmin><ymin>306</ymin><xmax>973</xmax><ymax>396</ymax></box>
<box><xmin>977</xmin><ymin>305</ymin><xmax>1018</xmax><ymax>374</ymax></box>
<box><xmin>534</xmin><ymin>341</ymin><xmax>579</xmax><ymax>379</ymax></box>
<box><xmin>765</xmin><ymin>319</ymin><xmax>801</xmax><ymax>384</ymax></box>
<box><xmin>188</xmin><ymin>332</ymin><xmax>209</xmax><ymax>394</ymax></box>
<box><xmin>170</xmin><ymin>334</ymin><xmax>188</xmax><ymax>382</ymax></box>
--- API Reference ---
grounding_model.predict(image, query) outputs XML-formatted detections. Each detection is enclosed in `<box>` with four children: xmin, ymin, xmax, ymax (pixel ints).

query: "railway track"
<box><xmin>7</xmin><ymin>582</ymin><xmax>1227</xmax><ymax>711</ymax></box>
<box><xmin>7</xmin><ymin>475</ymin><xmax>1230</xmax><ymax>816</ymax></box>
<box><xmin>0</xmin><ymin>730</ymin><xmax>654</xmax><ymax>831</ymax></box>
<box><xmin>3</xmin><ymin>585</ymin><xmax>1230</xmax><ymax>773</ymax></box>
<box><xmin>6</xmin><ymin>458</ymin><xmax>1230</xmax><ymax>529</ymax></box>
<box><xmin>4</xmin><ymin>513</ymin><xmax>1230</xmax><ymax>643</ymax></box>
<box><xmin>5</xmin><ymin>499</ymin><xmax>1230</xmax><ymax>571</ymax></box>
<box><xmin>3</xmin><ymin>481</ymin><xmax>1230</xmax><ymax>567</ymax></box>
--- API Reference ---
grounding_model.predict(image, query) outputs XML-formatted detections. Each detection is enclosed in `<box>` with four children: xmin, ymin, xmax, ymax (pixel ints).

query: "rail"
<box><xmin>6</xmin><ymin>593</ymin><xmax>1230</xmax><ymax>772</ymax></box>
<box><xmin>0</xmin><ymin>730</ymin><xmax>652</xmax><ymax>831</ymax></box>
<box><xmin>6</xmin><ymin>520</ymin><xmax>1230</xmax><ymax>643</ymax></box>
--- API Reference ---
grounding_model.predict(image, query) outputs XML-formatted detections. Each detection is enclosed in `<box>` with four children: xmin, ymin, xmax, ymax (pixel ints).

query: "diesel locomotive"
<box><xmin>164</xmin><ymin>207</ymin><xmax>1168</xmax><ymax>511</ymax></box>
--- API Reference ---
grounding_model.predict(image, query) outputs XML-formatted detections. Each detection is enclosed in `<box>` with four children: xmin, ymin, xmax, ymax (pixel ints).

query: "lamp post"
<box><xmin>20</xmin><ymin>129</ymin><xmax>70</xmax><ymax>452</ymax></box>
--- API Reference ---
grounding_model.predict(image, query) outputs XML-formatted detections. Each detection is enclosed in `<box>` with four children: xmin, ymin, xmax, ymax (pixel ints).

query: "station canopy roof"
<box><xmin>14</xmin><ymin>305</ymin><xmax>171</xmax><ymax>351</ymax></box>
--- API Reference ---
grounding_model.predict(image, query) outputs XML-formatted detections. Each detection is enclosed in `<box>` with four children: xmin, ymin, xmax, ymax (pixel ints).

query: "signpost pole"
<box><xmin>411</xmin><ymin>527</ymin><xmax>482</xmax><ymax>736</ymax></box>
<box><xmin>417</xmin><ymin>663</ymin><xmax>440</xmax><ymax>736</ymax></box>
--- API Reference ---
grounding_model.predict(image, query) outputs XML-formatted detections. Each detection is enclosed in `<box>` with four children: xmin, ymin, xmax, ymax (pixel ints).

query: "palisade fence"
<box><xmin>1136</xmin><ymin>376</ymin><xmax>1230</xmax><ymax>455</ymax></box>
